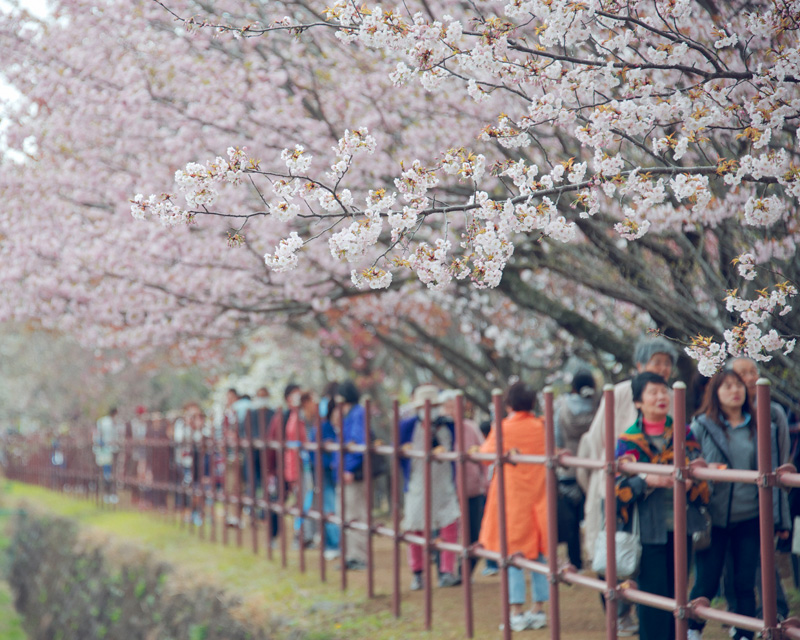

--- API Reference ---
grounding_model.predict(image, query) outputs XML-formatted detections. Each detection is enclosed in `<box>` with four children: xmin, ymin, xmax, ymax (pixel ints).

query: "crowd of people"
<box><xmin>88</xmin><ymin>335</ymin><xmax>800</xmax><ymax>638</ymax></box>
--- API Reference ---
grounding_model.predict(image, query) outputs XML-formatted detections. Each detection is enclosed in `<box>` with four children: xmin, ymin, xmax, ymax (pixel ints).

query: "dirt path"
<box><xmin>279</xmin><ymin>534</ymin><xmax>740</xmax><ymax>640</ymax></box>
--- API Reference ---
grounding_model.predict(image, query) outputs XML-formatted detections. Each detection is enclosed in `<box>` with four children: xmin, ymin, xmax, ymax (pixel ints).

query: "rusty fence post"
<box><xmin>423</xmin><ymin>397</ymin><xmax>433</xmax><ymax>631</ymax></box>
<box><xmin>278</xmin><ymin>410</ymin><xmax>288</xmax><ymax>568</ymax></box>
<box><xmin>337</xmin><ymin>404</ymin><xmax>347</xmax><ymax>591</ymax></box>
<box><xmin>543</xmin><ymin>386</ymin><xmax>561</xmax><ymax>640</ymax></box>
<box><xmin>298</xmin><ymin>432</ymin><xmax>307</xmax><ymax>574</ymax></box>
<box><xmin>492</xmin><ymin>389</ymin><xmax>511</xmax><ymax>640</ymax></box>
<box><xmin>455</xmin><ymin>390</ymin><xmax>474</xmax><ymax>638</ymax></box>
<box><xmin>757</xmin><ymin>378</ymin><xmax>778</xmax><ymax>638</ymax></box>
<box><xmin>210</xmin><ymin>433</ymin><xmax>219</xmax><ymax>545</ymax></box>
<box><xmin>222</xmin><ymin>426</ymin><xmax>230</xmax><ymax>547</ymax></box>
<box><xmin>199</xmin><ymin>433</ymin><xmax>207</xmax><ymax>540</ymax></box>
<box><xmin>314</xmin><ymin>412</ymin><xmax>327</xmax><ymax>583</ymax></box>
<box><xmin>602</xmin><ymin>384</ymin><xmax>618</xmax><ymax>640</ymax></box>
<box><xmin>246</xmin><ymin>411</ymin><xmax>258</xmax><ymax>554</ymax></box>
<box><xmin>264</xmin><ymin>411</ymin><xmax>276</xmax><ymax>558</ymax></box>
<box><xmin>391</xmin><ymin>399</ymin><xmax>402</xmax><ymax>618</ymax></box>
<box><xmin>672</xmin><ymin>382</ymin><xmax>688</xmax><ymax>640</ymax></box>
<box><xmin>235</xmin><ymin>417</ymin><xmax>243</xmax><ymax>549</ymax></box>
<box><xmin>364</xmin><ymin>396</ymin><xmax>375</xmax><ymax>599</ymax></box>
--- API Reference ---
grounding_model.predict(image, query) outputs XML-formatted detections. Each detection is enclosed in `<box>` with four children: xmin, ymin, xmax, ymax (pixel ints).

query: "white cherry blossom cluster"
<box><xmin>173</xmin><ymin>149</ymin><xmax>247</xmax><ymax>208</ymax></box>
<box><xmin>328</xmin><ymin>215</ymin><xmax>382</xmax><ymax>262</ymax></box>
<box><xmin>281</xmin><ymin>145</ymin><xmax>313</xmax><ymax>175</ymax></box>
<box><xmin>268</xmin><ymin>200</ymin><xmax>301</xmax><ymax>222</ymax></box>
<box><xmin>743</xmin><ymin>195</ymin><xmax>785</xmax><ymax>227</ymax></box>
<box><xmin>130</xmin><ymin>193</ymin><xmax>191</xmax><ymax>226</ymax></box>
<box><xmin>263</xmin><ymin>231</ymin><xmax>303</xmax><ymax>271</ymax></box>
<box><xmin>614</xmin><ymin>213</ymin><xmax>652</xmax><ymax>241</ymax></box>
<box><xmin>441</xmin><ymin>148</ymin><xmax>487</xmax><ymax>182</ymax></box>
<box><xmin>734</xmin><ymin>253</ymin><xmax>757</xmax><ymax>281</ymax></box>
<box><xmin>407</xmin><ymin>238</ymin><xmax>456</xmax><ymax>290</ymax></box>
<box><xmin>395</xmin><ymin>160</ymin><xmax>439</xmax><ymax>200</ymax></box>
<box><xmin>501</xmin><ymin>160</ymin><xmax>539</xmax><ymax>195</ymax></box>
<box><xmin>327</xmin><ymin>128</ymin><xmax>377</xmax><ymax>181</ymax></box>
<box><xmin>470</xmin><ymin>223</ymin><xmax>514</xmax><ymax>288</ymax></box>
<box><xmin>685</xmin><ymin>337</ymin><xmax>727</xmax><ymax>377</ymax></box>
<box><xmin>670</xmin><ymin>173</ymin><xmax>711</xmax><ymax>215</ymax></box>
<box><xmin>351</xmin><ymin>266</ymin><xmax>393</xmax><ymax>289</ymax></box>
<box><xmin>725</xmin><ymin>283</ymin><xmax>796</xmax><ymax>324</ymax></box>
<box><xmin>725</xmin><ymin>151</ymin><xmax>790</xmax><ymax>188</ymax></box>
<box><xmin>686</xmin><ymin>278</ymin><xmax>797</xmax><ymax>373</ymax></box>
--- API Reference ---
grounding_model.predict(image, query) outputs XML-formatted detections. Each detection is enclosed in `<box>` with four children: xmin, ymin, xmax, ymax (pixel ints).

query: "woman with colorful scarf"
<box><xmin>615</xmin><ymin>372</ymin><xmax>710</xmax><ymax>640</ymax></box>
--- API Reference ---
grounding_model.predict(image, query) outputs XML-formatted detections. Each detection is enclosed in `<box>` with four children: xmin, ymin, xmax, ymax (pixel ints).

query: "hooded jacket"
<box><xmin>691</xmin><ymin>412</ymin><xmax>790</xmax><ymax>531</ymax></box>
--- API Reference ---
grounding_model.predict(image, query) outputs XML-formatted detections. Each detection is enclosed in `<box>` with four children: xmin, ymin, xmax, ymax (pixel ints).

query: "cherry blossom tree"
<box><xmin>1</xmin><ymin>0</ymin><xmax>798</xmax><ymax>408</ymax></box>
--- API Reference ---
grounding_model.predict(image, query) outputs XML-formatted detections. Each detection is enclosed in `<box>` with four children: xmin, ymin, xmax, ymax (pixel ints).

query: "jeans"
<box><xmin>689</xmin><ymin>518</ymin><xmax>760</xmax><ymax>640</ymax></box>
<box><xmin>508</xmin><ymin>554</ymin><xmax>549</xmax><ymax>605</ymax></box>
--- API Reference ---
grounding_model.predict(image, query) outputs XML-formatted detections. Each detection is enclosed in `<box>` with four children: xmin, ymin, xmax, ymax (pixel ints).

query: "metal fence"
<box><xmin>3</xmin><ymin>380</ymin><xmax>798</xmax><ymax>639</ymax></box>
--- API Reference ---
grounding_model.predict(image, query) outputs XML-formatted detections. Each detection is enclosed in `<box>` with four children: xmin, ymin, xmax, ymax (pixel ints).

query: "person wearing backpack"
<box><xmin>554</xmin><ymin>369</ymin><xmax>598</xmax><ymax>569</ymax></box>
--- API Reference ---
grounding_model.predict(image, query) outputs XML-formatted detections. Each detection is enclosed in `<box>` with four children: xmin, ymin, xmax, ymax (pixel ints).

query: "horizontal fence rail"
<box><xmin>2</xmin><ymin>381</ymin><xmax>797</xmax><ymax>639</ymax></box>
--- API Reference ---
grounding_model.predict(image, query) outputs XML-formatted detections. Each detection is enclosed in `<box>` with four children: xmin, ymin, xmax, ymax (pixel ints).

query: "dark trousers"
<box><xmin>689</xmin><ymin>518</ymin><xmax>760</xmax><ymax>640</ymax></box>
<box><xmin>557</xmin><ymin>485</ymin><xmax>584</xmax><ymax>569</ymax></box>
<box><xmin>637</xmin><ymin>532</ymin><xmax>690</xmax><ymax>640</ymax></box>
<box><xmin>723</xmin><ymin>545</ymin><xmax>789</xmax><ymax>620</ymax></box>
<box><xmin>468</xmin><ymin>494</ymin><xmax>486</xmax><ymax>574</ymax></box>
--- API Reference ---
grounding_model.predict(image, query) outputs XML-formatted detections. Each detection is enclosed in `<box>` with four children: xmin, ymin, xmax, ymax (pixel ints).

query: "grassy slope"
<box><xmin>0</xmin><ymin>480</ymin><xmax>758</xmax><ymax>640</ymax></box>
<box><xmin>0</xmin><ymin>481</ymin><xmax>444</xmax><ymax>640</ymax></box>
<box><xmin>0</xmin><ymin>498</ymin><xmax>27</xmax><ymax>640</ymax></box>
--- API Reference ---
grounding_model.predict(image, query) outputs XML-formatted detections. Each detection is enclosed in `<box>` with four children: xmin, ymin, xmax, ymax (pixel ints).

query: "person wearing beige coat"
<box><xmin>576</xmin><ymin>336</ymin><xmax>678</xmax><ymax>636</ymax></box>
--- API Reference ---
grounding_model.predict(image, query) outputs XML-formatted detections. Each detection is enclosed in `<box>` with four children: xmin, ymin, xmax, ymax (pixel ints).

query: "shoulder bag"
<box><xmin>592</xmin><ymin>505</ymin><xmax>641</xmax><ymax>579</ymax></box>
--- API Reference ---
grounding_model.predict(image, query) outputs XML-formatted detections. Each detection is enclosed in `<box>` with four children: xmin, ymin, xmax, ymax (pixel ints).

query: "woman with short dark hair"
<box><xmin>615</xmin><ymin>372</ymin><xmax>709</xmax><ymax>640</ymax></box>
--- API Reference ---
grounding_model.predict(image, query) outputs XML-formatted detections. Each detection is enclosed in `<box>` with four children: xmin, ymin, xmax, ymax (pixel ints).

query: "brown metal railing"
<box><xmin>2</xmin><ymin>379</ymin><xmax>796</xmax><ymax>639</ymax></box>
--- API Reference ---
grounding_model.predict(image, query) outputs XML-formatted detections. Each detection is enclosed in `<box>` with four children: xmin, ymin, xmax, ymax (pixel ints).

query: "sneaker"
<box><xmin>323</xmin><ymin>548</ymin><xmax>340</xmax><ymax>561</ymax></box>
<box><xmin>618</xmin><ymin>613</ymin><xmax>638</xmax><ymax>637</ymax></box>
<box><xmin>482</xmin><ymin>565</ymin><xmax>499</xmax><ymax>577</ymax></box>
<box><xmin>529</xmin><ymin>611</ymin><xmax>547</xmax><ymax>630</ymax></box>
<box><xmin>687</xmin><ymin>630</ymin><xmax>703</xmax><ymax>640</ymax></box>
<box><xmin>499</xmin><ymin>612</ymin><xmax>535</xmax><ymax>632</ymax></box>
<box><xmin>438</xmin><ymin>572</ymin><xmax>461</xmax><ymax>588</ymax></box>
<box><xmin>410</xmin><ymin>573</ymin><xmax>423</xmax><ymax>591</ymax></box>
<box><xmin>729</xmin><ymin>627</ymin><xmax>736</xmax><ymax>639</ymax></box>
<box><xmin>345</xmin><ymin>559</ymin><xmax>367</xmax><ymax>571</ymax></box>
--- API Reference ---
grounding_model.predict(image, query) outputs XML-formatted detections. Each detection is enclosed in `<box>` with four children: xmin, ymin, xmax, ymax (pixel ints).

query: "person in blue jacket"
<box><xmin>331</xmin><ymin>380</ymin><xmax>368</xmax><ymax>570</ymax></box>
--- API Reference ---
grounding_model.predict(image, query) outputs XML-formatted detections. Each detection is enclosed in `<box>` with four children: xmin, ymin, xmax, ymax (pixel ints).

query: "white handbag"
<box><xmin>592</xmin><ymin>505</ymin><xmax>641</xmax><ymax>579</ymax></box>
<box><xmin>791</xmin><ymin>516</ymin><xmax>800</xmax><ymax>556</ymax></box>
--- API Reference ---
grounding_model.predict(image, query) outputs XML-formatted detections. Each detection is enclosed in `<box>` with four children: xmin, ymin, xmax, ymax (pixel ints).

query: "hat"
<box><xmin>411</xmin><ymin>384</ymin><xmax>441</xmax><ymax>409</ymax></box>
<box><xmin>438</xmin><ymin>389</ymin><xmax>459</xmax><ymax>404</ymax></box>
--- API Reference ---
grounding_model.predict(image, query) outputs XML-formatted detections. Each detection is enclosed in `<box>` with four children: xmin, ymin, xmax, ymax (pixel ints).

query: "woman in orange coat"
<box><xmin>479</xmin><ymin>382</ymin><xmax>549</xmax><ymax>632</ymax></box>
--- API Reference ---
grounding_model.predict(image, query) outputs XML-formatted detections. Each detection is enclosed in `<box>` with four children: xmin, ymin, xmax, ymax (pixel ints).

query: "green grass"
<box><xmin>0</xmin><ymin>481</ymin><xmax>438</xmax><ymax>640</ymax></box>
<box><xmin>0</xmin><ymin>499</ymin><xmax>27</xmax><ymax>640</ymax></box>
